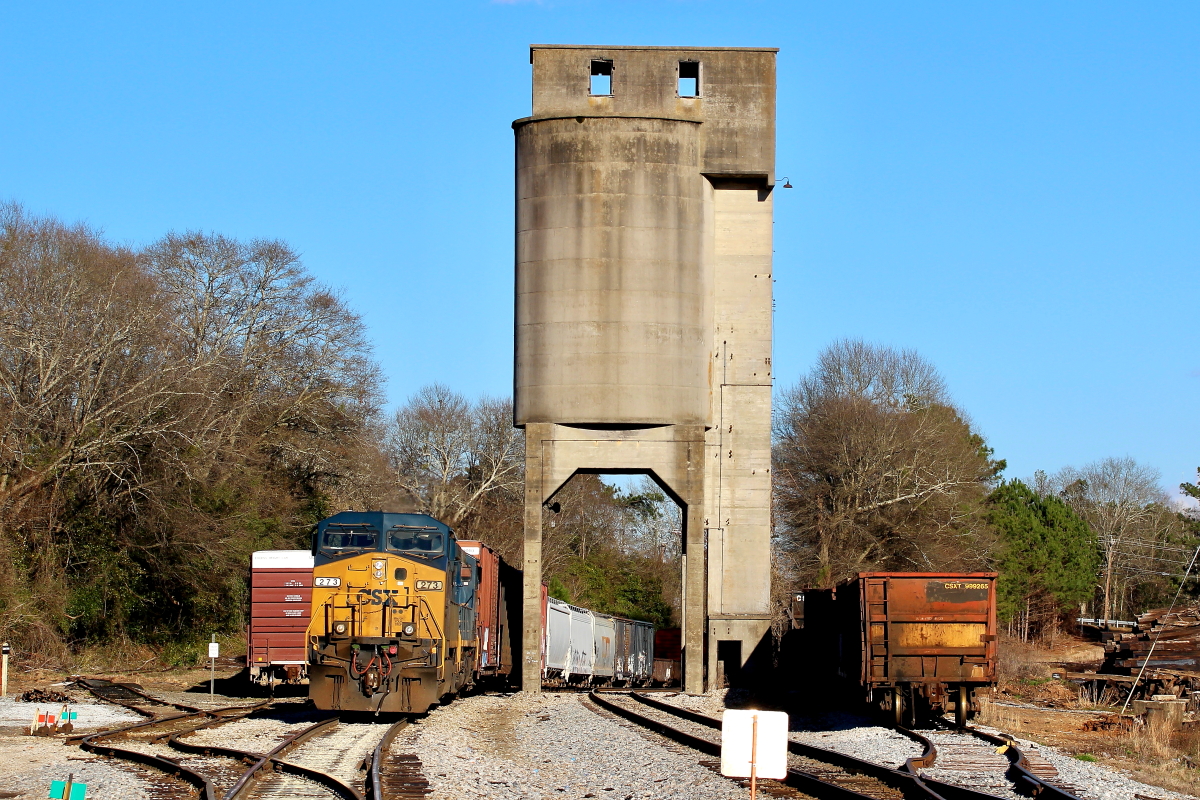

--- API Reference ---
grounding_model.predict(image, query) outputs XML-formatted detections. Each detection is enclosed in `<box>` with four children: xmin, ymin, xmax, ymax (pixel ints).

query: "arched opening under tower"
<box><xmin>539</xmin><ymin>472</ymin><xmax>683</xmax><ymax>637</ymax></box>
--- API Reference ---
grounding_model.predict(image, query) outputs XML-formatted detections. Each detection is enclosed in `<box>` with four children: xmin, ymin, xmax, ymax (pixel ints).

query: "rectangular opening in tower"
<box><xmin>590</xmin><ymin>59</ymin><xmax>613</xmax><ymax>95</ymax></box>
<box><xmin>678</xmin><ymin>61</ymin><xmax>700</xmax><ymax>97</ymax></box>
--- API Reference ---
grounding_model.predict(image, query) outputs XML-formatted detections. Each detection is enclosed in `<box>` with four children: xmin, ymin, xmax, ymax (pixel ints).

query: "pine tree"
<box><xmin>987</xmin><ymin>481</ymin><xmax>1099</xmax><ymax>639</ymax></box>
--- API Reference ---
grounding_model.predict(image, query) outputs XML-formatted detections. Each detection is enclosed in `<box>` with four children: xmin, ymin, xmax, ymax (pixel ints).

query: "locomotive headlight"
<box><xmin>373</xmin><ymin>570</ymin><xmax>384</xmax><ymax>579</ymax></box>
<box><xmin>402</xmin><ymin>623</ymin><xmax>416</xmax><ymax>636</ymax></box>
<box><xmin>373</xmin><ymin>560</ymin><xmax>385</xmax><ymax>570</ymax></box>
<box><xmin>333</xmin><ymin>622</ymin><xmax>348</xmax><ymax>635</ymax></box>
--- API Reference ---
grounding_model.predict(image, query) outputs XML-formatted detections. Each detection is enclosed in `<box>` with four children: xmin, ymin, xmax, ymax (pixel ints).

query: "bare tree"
<box><xmin>1045</xmin><ymin>457</ymin><xmax>1181</xmax><ymax>622</ymax></box>
<box><xmin>0</xmin><ymin>208</ymin><xmax>388</xmax><ymax>656</ymax></box>
<box><xmin>0</xmin><ymin>205</ymin><xmax>184</xmax><ymax>515</ymax></box>
<box><xmin>386</xmin><ymin>385</ymin><xmax>523</xmax><ymax>527</ymax></box>
<box><xmin>145</xmin><ymin>231</ymin><xmax>381</xmax><ymax>488</ymax></box>
<box><xmin>773</xmin><ymin>340</ymin><xmax>1002</xmax><ymax>589</ymax></box>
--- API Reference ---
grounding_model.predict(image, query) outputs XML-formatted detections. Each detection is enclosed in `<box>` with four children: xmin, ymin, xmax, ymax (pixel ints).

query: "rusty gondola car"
<box><xmin>791</xmin><ymin>572</ymin><xmax>998</xmax><ymax>726</ymax></box>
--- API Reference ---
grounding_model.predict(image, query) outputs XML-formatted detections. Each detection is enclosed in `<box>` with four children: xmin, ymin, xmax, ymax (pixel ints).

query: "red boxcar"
<box><xmin>248</xmin><ymin>550</ymin><xmax>314</xmax><ymax>685</ymax></box>
<box><xmin>458</xmin><ymin>540</ymin><xmax>519</xmax><ymax>681</ymax></box>
<box><xmin>653</xmin><ymin>627</ymin><xmax>681</xmax><ymax>685</ymax></box>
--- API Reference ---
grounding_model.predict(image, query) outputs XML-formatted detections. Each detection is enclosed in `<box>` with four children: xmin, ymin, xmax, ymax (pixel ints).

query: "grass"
<box><xmin>1095</xmin><ymin>717</ymin><xmax>1200</xmax><ymax>796</ymax></box>
<box><xmin>1073</xmin><ymin>753</ymin><xmax>1097</xmax><ymax>762</ymax></box>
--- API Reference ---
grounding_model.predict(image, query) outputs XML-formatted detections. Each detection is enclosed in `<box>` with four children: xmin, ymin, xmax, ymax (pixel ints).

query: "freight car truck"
<box><xmin>793</xmin><ymin>572</ymin><xmax>998</xmax><ymax>726</ymax></box>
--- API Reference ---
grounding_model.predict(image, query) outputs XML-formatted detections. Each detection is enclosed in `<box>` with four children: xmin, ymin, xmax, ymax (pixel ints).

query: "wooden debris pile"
<box><xmin>1082</xmin><ymin>713</ymin><xmax>1133</xmax><ymax>732</ymax></box>
<box><xmin>1102</xmin><ymin>603</ymin><xmax>1200</xmax><ymax>675</ymax></box>
<box><xmin>19</xmin><ymin>688</ymin><xmax>69</xmax><ymax>703</ymax></box>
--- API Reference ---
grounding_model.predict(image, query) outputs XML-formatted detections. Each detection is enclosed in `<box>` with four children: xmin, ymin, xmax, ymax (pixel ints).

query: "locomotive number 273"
<box><xmin>415</xmin><ymin>580</ymin><xmax>443</xmax><ymax>591</ymax></box>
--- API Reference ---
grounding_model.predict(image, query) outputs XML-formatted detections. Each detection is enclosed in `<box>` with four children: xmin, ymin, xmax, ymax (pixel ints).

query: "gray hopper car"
<box><xmin>541</xmin><ymin>593</ymin><xmax>655</xmax><ymax>686</ymax></box>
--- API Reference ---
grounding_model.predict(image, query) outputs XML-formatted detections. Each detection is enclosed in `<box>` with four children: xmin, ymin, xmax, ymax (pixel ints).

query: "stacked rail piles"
<box><xmin>1102</xmin><ymin>603</ymin><xmax>1200</xmax><ymax>675</ymax></box>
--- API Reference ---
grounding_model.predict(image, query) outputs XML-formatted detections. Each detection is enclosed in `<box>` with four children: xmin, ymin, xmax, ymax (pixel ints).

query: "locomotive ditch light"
<box><xmin>402</xmin><ymin>623</ymin><xmax>416</xmax><ymax>636</ymax></box>
<box><xmin>333</xmin><ymin>622</ymin><xmax>348</xmax><ymax>635</ymax></box>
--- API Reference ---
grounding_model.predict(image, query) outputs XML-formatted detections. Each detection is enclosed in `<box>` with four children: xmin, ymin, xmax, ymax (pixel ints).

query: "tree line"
<box><xmin>0</xmin><ymin>206</ymin><xmax>677</xmax><ymax>660</ymax></box>
<box><xmin>3</xmin><ymin>205</ymin><xmax>1195</xmax><ymax>660</ymax></box>
<box><xmin>772</xmin><ymin>339</ymin><xmax>1200</xmax><ymax>642</ymax></box>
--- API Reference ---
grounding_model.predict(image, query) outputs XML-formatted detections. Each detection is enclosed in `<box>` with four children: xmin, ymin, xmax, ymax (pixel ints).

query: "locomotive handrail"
<box><xmin>417</xmin><ymin>595</ymin><xmax>443</xmax><ymax>641</ymax></box>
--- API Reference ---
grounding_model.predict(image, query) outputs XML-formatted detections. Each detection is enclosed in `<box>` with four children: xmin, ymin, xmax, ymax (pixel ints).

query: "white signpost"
<box><xmin>208</xmin><ymin>638</ymin><xmax>219</xmax><ymax>698</ymax></box>
<box><xmin>721</xmin><ymin>709</ymin><xmax>789</xmax><ymax>800</ymax></box>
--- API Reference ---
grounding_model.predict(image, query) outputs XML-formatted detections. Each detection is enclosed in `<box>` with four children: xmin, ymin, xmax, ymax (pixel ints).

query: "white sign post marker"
<box><xmin>208</xmin><ymin>638</ymin><xmax>219</xmax><ymax>698</ymax></box>
<box><xmin>721</xmin><ymin>709</ymin><xmax>788</xmax><ymax>800</ymax></box>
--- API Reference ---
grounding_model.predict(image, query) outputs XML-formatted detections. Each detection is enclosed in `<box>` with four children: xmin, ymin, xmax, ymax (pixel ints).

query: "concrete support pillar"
<box><xmin>682</xmin><ymin>498</ymin><xmax>707</xmax><ymax>694</ymax></box>
<box><xmin>521</xmin><ymin>423</ymin><xmax>547</xmax><ymax>692</ymax></box>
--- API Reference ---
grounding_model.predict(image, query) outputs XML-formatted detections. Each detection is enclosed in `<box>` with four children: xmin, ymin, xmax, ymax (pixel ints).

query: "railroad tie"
<box><xmin>380</xmin><ymin>753</ymin><xmax>430</xmax><ymax>799</ymax></box>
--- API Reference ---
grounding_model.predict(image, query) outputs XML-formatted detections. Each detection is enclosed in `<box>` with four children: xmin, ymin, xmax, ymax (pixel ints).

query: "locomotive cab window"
<box><xmin>678</xmin><ymin>61</ymin><xmax>700</xmax><ymax>97</ymax></box>
<box><xmin>590</xmin><ymin>59</ymin><xmax>612</xmax><ymax>96</ymax></box>
<box><xmin>319</xmin><ymin>525</ymin><xmax>378</xmax><ymax>556</ymax></box>
<box><xmin>386</xmin><ymin>527</ymin><xmax>444</xmax><ymax>556</ymax></box>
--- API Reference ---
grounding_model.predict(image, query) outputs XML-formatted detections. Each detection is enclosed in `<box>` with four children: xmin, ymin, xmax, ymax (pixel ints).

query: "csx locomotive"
<box><xmin>246</xmin><ymin>510</ymin><xmax>660</xmax><ymax>712</ymax></box>
<box><xmin>304</xmin><ymin>511</ymin><xmax>514</xmax><ymax>713</ymax></box>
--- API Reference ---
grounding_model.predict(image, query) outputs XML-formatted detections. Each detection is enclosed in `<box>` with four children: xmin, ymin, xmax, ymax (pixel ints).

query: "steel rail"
<box><xmin>81</xmin><ymin>722</ymin><xmax>221</xmax><ymax>800</ymax></box>
<box><xmin>631</xmin><ymin>692</ymin><xmax>953</xmax><ymax>800</ymax></box>
<box><xmin>595</xmin><ymin>691</ymin><xmax>943</xmax><ymax>800</ymax></box>
<box><xmin>222</xmin><ymin>715</ymin><xmax>364</xmax><ymax>800</ymax></box>
<box><xmin>889</xmin><ymin>727</ymin><xmax>1005</xmax><ymax>800</ymax></box>
<box><xmin>78</xmin><ymin>699</ymin><xmax>275</xmax><ymax>800</ymax></box>
<box><xmin>956</xmin><ymin>724</ymin><xmax>1083</xmax><ymax>800</ymax></box>
<box><xmin>75</xmin><ymin>677</ymin><xmax>205</xmax><ymax>714</ymax></box>
<box><xmin>365</xmin><ymin>718</ymin><xmax>414</xmax><ymax>800</ymax></box>
<box><xmin>629</xmin><ymin>693</ymin><xmax>1034</xmax><ymax>800</ymax></box>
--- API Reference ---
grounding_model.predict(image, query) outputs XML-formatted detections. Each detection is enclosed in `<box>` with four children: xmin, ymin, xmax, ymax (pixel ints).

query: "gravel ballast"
<box><xmin>0</xmin><ymin>694</ymin><xmax>141</xmax><ymax>731</ymax></box>
<box><xmin>390</xmin><ymin>692</ymin><xmax>750</xmax><ymax>800</ymax></box>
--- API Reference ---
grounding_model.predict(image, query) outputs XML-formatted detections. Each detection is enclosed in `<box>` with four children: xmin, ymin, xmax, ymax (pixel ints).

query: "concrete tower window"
<box><xmin>678</xmin><ymin>61</ymin><xmax>700</xmax><ymax>97</ymax></box>
<box><xmin>590</xmin><ymin>60</ymin><xmax>613</xmax><ymax>96</ymax></box>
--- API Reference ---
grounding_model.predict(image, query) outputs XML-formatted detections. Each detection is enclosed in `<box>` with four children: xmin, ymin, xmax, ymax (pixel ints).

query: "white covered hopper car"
<box><xmin>541</xmin><ymin>593</ymin><xmax>654</xmax><ymax>686</ymax></box>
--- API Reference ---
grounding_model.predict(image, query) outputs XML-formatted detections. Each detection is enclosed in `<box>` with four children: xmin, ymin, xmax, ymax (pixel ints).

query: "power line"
<box><xmin>1121</xmin><ymin>546</ymin><xmax>1200</xmax><ymax>714</ymax></box>
<box><xmin>1108</xmin><ymin>551</ymin><xmax>1194</xmax><ymax>567</ymax></box>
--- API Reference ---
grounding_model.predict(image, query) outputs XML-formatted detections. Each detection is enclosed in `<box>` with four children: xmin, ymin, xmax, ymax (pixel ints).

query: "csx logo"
<box><xmin>357</xmin><ymin>589</ymin><xmax>405</xmax><ymax>606</ymax></box>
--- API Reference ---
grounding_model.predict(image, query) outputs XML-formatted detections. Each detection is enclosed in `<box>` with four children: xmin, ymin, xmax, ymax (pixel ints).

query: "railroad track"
<box><xmin>76</xmin><ymin>677</ymin><xmax>206</xmax><ymax>717</ymax></box>
<box><xmin>75</xmin><ymin>684</ymin><xmax>428</xmax><ymax>800</ymax></box>
<box><xmin>80</xmin><ymin>700</ymin><xmax>276</xmax><ymax>800</ymax></box>
<box><xmin>590</xmin><ymin>690</ymin><xmax>970</xmax><ymax>800</ymax></box>
<box><xmin>597</xmin><ymin>689</ymin><xmax>1085</xmax><ymax>800</ymax></box>
<box><xmin>918</xmin><ymin>720</ymin><xmax>1082</xmax><ymax>800</ymax></box>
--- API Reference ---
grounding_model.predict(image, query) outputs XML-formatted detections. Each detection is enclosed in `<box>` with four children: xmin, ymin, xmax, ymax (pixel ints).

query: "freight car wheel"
<box><xmin>955</xmin><ymin>686</ymin><xmax>968</xmax><ymax>728</ymax></box>
<box><xmin>893</xmin><ymin>687</ymin><xmax>904</xmax><ymax>727</ymax></box>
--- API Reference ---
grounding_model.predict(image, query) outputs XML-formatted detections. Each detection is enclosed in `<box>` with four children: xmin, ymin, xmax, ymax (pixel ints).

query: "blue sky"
<box><xmin>2</xmin><ymin>2</ymin><xmax>1196</xmax><ymax>498</ymax></box>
